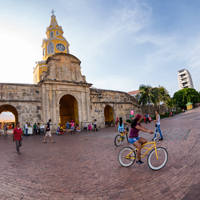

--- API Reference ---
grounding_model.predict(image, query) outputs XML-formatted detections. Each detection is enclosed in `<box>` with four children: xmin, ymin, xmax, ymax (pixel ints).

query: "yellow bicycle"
<box><xmin>118</xmin><ymin>140</ymin><xmax>168</xmax><ymax>170</ymax></box>
<box><xmin>114</xmin><ymin>126</ymin><xmax>129</xmax><ymax>147</ymax></box>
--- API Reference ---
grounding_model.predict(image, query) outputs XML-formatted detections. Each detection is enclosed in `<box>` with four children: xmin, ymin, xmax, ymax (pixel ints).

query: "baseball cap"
<box><xmin>135</xmin><ymin>114</ymin><xmax>142</xmax><ymax>119</ymax></box>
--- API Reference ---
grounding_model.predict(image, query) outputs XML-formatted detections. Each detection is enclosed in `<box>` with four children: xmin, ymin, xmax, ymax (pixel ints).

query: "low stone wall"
<box><xmin>89</xmin><ymin>88</ymin><xmax>142</xmax><ymax>128</ymax></box>
<box><xmin>141</xmin><ymin>105</ymin><xmax>169</xmax><ymax>116</ymax></box>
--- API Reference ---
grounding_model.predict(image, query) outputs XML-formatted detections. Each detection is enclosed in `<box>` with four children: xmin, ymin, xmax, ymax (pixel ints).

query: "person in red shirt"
<box><xmin>13</xmin><ymin>122</ymin><xmax>22</xmax><ymax>154</ymax></box>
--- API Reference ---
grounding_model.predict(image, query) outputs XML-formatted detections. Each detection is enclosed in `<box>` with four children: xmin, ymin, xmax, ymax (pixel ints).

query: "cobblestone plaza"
<box><xmin>0</xmin><ymin>108</ymin><xmax>200</xmax><ymax>199</ymax></box>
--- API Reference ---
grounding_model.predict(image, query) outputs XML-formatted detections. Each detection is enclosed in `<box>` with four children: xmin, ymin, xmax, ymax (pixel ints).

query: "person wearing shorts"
<box><xmin>118</xmin><ymin>117</ymin><xmax>130</xmax><ymax>139</ymax></box>
<box><xmin>129</xmin><ymin>114</ymin><xmax>153</xmax><ymax>165</ymax></box>
<box><xmin>43</xmin><ymin>119</ymin><xmax>55</xmax><ymax>143</ymax></box>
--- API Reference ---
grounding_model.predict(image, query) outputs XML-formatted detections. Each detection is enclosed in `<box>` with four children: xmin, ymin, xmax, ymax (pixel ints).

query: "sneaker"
<box><xmin>159</xmin><ymin>138</ymin><xmax>163</xmax><ymax>141</ymax></box>
<box><xmin>136</xmin><ymin>160</ymin><xmax>144</xmax><ymax>165</ymax></box>
<box><xmin>152</xmin><ymin>136</ymin><xmax>157</xmax><ymax>141</ymax></box>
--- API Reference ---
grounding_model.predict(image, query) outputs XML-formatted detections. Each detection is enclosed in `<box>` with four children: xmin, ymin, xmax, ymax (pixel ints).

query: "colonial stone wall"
<box><xmin>0</xmin><ymin>83</ymin><xmax>42</xmax><ymax>128</ymax></box>
<box><xmin>89</xmin><ymin>88</ymin><xmax>142</xmax><ymax>128</ymax></box>
<box><xmin>141</xmin><ymin>105</ymin><xmax>168</xmax><ymax>116</ymax></box>
<box><xmin>0</xmin><ymin>54</ymin><xmax>142</xmax><ymax>132</ymax></box>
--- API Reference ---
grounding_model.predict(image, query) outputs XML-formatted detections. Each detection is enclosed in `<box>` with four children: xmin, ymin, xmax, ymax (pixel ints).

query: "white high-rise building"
<box><xmin>178</xmin><ymin>69</ymin><xmax>194</xmax><ymax>90</ymax></box>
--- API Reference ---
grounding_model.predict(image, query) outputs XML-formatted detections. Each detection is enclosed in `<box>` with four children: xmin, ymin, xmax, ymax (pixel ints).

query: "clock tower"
<box><xmin>33</xmin><ymin>10</ymin><xmax>70</xmax><ymax>84</ymax></box>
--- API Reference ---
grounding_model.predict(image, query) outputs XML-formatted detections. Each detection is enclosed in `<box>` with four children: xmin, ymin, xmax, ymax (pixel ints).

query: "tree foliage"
<box><xmin>173</xmin><ymin>88</ymin><xmax>200</xmax><ymax>108</ymax></box>
<box><xmin>137</xmin><ymin>85</ymin><xmax>170</xmax><ymax>113</ymax></box>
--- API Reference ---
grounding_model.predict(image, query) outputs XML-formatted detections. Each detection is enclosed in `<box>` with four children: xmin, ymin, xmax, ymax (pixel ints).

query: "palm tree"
<box><xmin>158</xmin><ymin>87</ymin><xmax>170</xmax><ymax>110</ymax></box>
<box><xmin>137</xmin><ymin>84</ymin><xmax>157</xmax><ymax>113</ymax></box>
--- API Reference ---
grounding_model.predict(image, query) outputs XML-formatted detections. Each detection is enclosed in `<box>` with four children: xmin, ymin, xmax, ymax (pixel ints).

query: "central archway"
<box><xmin>104</xmin><ymin>105</ymin><xmax>114</xmax><ymax>126</ymax></box>
<box><xmin>59</xmin><ymin>94</ymin><xmax>79</xmax><ymax>128</ymax></box>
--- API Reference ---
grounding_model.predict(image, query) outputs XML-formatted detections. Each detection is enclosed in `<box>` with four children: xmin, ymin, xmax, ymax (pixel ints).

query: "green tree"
<box><xmin>137</xmin><ymin>84</ymin><xmax>157</xmax><ymax>113</ymax></box>
<box><xmin>166</xmin><ymin>98</ymin><xmax>176</xmax><ymax>111</ymax></box>
<box><xmin>153</xmin><ymin>86</ymin><xmax>170</xmax><ymax>109</ymax></box>
<box><xmin>173</xmin><ymin>88</ymin><xmax>200</xmax><ymax>108</ymax></box>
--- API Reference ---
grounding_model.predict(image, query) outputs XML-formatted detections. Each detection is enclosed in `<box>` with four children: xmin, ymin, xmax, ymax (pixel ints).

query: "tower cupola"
<box><xmin>42</xmin><ymin>10</ymin><xmax>70</xmax><ymax>61</ymax></box>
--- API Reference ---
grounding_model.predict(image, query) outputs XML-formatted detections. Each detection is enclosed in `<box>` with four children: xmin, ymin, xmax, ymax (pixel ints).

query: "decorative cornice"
<box><xmin>0</xmin><ymin>100</ymin><xmax>42</xmax><ymax>103</ymax></box>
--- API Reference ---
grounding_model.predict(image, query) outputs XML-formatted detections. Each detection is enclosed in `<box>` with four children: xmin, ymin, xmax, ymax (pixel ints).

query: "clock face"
<box><xmin>56</xmin><ymin>43</ymin><xmax>65</xmax><ymax>51</ymax></box>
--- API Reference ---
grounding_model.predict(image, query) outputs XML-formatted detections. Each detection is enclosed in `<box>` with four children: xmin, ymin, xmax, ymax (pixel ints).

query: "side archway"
<box><xmin>104</xmin><ymin>105</ymin><xmax>114</xmax><ymax>126</ymax></box>
<box><xmin>0</xmin><ymin>104</ymin><xmax>18</xmax><ymax>127</ymax></box>
<box><xmin>59</xmin><ymin>94</ymin><xmax>79</xmax><ymax>128</ymax></box>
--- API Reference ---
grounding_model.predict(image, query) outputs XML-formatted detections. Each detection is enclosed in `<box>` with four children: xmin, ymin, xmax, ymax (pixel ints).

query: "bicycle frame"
<box><xmin>118</xmin><ymin>131</ymin><xmax>128</xmax><ymax>141</ymax></box>
<box><xmin>126</xmin><ymin>141</ymin><xmax>159</xmax><ymax>160</ymax></box>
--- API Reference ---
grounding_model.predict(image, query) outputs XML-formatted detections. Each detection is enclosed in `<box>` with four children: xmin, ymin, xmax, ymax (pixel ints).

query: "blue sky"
<box><xmin>0</xmin><ymin>0</ymin><xmax>200</xmax><ymax>96</ymax></box>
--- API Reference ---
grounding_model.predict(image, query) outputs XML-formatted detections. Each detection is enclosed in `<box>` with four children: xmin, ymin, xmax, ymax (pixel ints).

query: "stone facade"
<box><xmin>0</xmin><ymin>53</ymin><xmax>142</xmax><ymax>131</ymax></box>
<box><xmin>90</xmin><ymin>88</ymin><xmax>141</xmax><ymax>127</ymax></box>
<box><xmin>0</xmin><ymin>83</ymin><xmax>42</xmax><ymax>127</ymax></box>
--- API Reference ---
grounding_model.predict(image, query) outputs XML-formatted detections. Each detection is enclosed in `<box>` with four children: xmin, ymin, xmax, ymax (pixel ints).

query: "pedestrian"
<box><xmin>66</xmin><ymin>121</ymin><xmax>70</xmax><ymax>133</ymax></box>
<box><xmin>76</xmin><ymin>124</ymin><xmax>81</xmax><ymax>131</ymax></box>
<box><xmin>13</xmin><ymin>122</ymin><xmax>22</xmax><ymax>154</ymax></box>
<box><xmin>93</xmin><ymin>119</ymin><xmax>98</xmax><ymax>131</ymax></box>
<box><xmin>43</xmin><ymin>119</ymin><xmax>55</xmax><ymax>143</ymax></box>
<box><xmin>88</xmin><ymin>124</ymin><xmax>92</xmax><ymax>131</ymax></box>
<box><xmin>143</xmin><ymin>114</ymin><xmax>146</xmax><ymax>123</ymax></box>
<box><xmin>4</xmin><ymin>123</ymin><xmax>8</xmax><ymax>135</ymax></box>
<box><xmin>37</xmin><ymin>123</ymin><xmax>40</xmax><ymax>136</ymax></box>
<box><xmin>83</xmin><ymin>123</ymin><xmax>87</xmax><ymax>131</ymax></box>
<box><xmin>25</xmin><ymin>122</ymin><xmax>29</xmax><ymax>136</ymax></box>
<box><xmin>145</xmin><ymin>113</ymin><xmax>150</xmax><ymax>124</ymax></box>
<box><xmin>115</xmin><ymin>118</ymin><xmax>119</xmax><ymax>126</ymax></box>
<box><xmin>60</xmin><ymin>124</ymin><xmax>64</xmax><ymax>134</ymax></box>
<box><xmin>33</xmin><ymin>123</ymin><xmax>37</xmax><ymax>136</ymax></box>
<box><xmin>56</xmin><ymin>124</ymin><xmax>60</xmax><ymax>135</ymax></box>
<box><xmin>70</xmin><ymin>120</ymin><xmax>75</xmax><ymax>134</ymax></box>
<box><xmin>152</xmin><ymin>110</ymin><xmax>163</xmax><ymax>141</ymax></box>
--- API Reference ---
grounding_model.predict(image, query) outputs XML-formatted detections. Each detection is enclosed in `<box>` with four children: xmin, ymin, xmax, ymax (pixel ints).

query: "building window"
<box><xmin>47</xmin><ymin>42</ymin><xmax>54</xmax><ymax>54</ymax></box>
<box><xmin>43</xmin><ymin>48</ymin><xmax>45</xmax><ymax>56</ymax></box>
<box><xmin>182</xmin><ymin>82</ymin><xmax>188</xmax><ymax>86</ymax></box>
<box><xmin>50</xmin><ymin>31</ymin><xmax>54</xmax><ymax>37</ymax></box>
<box><xmin>56</xmin><ymin>31</ymin><xmax>59</xmax><ymax>35</ymax></box>
<box><xmin>67</xmin><ymin>46</ymin><xmax>69</xmax><ymax>53</ymax></box>
<box><xmin>181</xmin><ymin>74</ymin><xmax>185</xmax><ymax>78</ymax></box>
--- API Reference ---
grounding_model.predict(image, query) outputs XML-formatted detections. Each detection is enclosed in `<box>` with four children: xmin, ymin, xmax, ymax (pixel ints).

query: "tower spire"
<box><xmin>50</xmin><ymin>9</ymin><xmax>58</xmax><ymax>27</ymax></box>
<box><xmin>51</xmin><ymin>9</ymin><xmax>55</xmax><ymax>16</ymax></box>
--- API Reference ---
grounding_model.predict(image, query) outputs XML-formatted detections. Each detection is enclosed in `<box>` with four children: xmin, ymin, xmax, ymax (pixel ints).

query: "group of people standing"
<box><xmin>33</xmin><ymin>123</ymin><xmax>41</xmax><ymax>136</ymax></box>
<box><xmin>143</xmin><ymin>113</ymin><xmax>152</xmax><ymax>124</ymax></box>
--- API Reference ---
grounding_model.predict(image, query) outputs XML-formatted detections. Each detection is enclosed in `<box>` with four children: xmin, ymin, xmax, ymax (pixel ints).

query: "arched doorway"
<box><xmin>0</xmin><ymin>104</ymin><xmax>18</xmax><ymax>130</ymax></box>
<box><xmin>104</xmin><ymin>105</ymin><xmax>114</xmax><ymax>126</ymax></box>
<box><xmin>59</xmin><ymin>95</ymin><xmax>79</xmax><ymax>128</ymax></box>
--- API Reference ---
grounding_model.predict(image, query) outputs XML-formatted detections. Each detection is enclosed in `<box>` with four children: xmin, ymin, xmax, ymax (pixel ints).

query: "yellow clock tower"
<box><xmin>33</xmin><ymin>10</ymin><xmax>70</xmax><ymax>84</ymax></box>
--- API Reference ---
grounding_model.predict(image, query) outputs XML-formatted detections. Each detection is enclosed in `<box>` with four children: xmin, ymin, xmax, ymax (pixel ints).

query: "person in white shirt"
<box><xmin>93</xmin><ymin>119</ymin><xmax>98</xmax><ymax>131</ymax></box>
<box><xmin>152</xmin><ymin>110</ymin><xmax>163</xmax><ymax>141</ymax></box>
<box><xmin>25</xmin><ymin>122</ymin><xmax>29</xmax><ymax>136</ymax></box>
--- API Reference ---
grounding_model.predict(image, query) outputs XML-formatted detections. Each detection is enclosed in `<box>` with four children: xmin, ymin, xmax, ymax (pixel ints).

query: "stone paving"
<box><xmin>0</xmin><ymin>108</ymin><xmax>200</xmax><ymax>199</ymax></box>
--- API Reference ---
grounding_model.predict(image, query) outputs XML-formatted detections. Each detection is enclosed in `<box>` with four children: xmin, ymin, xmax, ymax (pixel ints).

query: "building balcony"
<box><xmin>178</xmin><ymin>70</ymin><xmax>187</xmax><ymax>75</ymax></box>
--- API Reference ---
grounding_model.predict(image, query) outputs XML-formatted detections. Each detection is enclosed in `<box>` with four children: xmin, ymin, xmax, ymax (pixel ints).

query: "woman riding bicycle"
<box><xmin>129</xmin><ymin>114</ymin><xmax>154</xmax><ymax>165</ymax></box>
<box><xmin>118</xmin><ymin>117</ymin><xmax>130</xmax><ymax>139</ymax></box>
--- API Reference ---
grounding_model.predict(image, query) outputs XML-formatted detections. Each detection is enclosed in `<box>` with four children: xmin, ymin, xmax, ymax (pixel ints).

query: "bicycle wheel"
<box><xmin>114</xmin><ymin>134</ymin><xmax>122</xmax><ymax>147</ymax></box>
<box><xmin>118</xmin><ymin>147</ymin><xmax>136</xmax><ymax>167</ymax></box>
<box><xmin>126</xmin><ymin>132</ymin><xmax>129</xmax><ymax>143</ymax></box>
<box><xmin>147</xmin><ymin>147</ymin><xmax>168</xmax><ymax>170</ymax></box>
